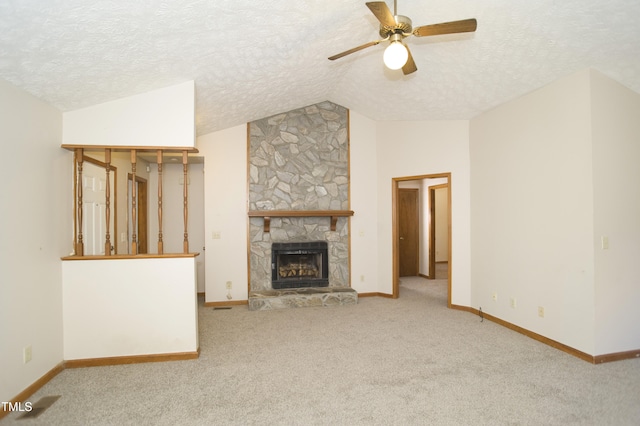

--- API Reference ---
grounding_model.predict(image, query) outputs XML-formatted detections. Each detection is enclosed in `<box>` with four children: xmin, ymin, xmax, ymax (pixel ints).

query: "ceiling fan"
<box><xmin>328</xmin><ymin>0</ymin><xmax>477</xmax><ymax>75</ymax></box>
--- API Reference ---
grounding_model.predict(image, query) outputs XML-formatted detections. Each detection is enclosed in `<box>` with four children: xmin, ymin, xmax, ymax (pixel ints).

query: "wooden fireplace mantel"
<box><xmin>248</xmin><ymin>210</ymin><xmax>354</xmax><ymax>232</ymax></box>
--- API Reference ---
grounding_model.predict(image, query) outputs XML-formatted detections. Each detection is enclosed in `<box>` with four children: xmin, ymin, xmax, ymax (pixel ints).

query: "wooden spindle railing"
<box><xmin>182</xmin><ymin>150</ymin><xmax>189</xmax><ymax>254</ymax></box>
<box><xmin>157</xmin><ymin>150</ymin><xmax>164</xmax><ymax>254</ymax></box>
<box><xmin>104</xmin><ymin>148</ymin><xmax>112</xmax><ymax>256</ymax></box>
<box><xmin>130</xmin><ymin>149</ymin><xmax>138</xmax><ymax>255</ymax></box>
<box><xmin>76</xmin><ymin>148</ymin><xmax>84</xmax><ymax>256</ymax></box>
<box><xmin>63</xmin><ymin>144</ymin><xmax>198</xmax><ymax>257</ymax></box>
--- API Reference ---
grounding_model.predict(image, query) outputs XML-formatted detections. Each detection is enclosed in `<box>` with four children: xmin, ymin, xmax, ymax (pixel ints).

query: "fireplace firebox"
<box><xmin>271</xmin><ymin>241</ymin><xmax>329</xmax><ymax>289</ymax></box>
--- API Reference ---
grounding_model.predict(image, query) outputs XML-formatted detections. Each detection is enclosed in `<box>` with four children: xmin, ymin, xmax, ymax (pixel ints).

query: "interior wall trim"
<box><xmin>593</xmin><ymin>349</ymin><xmax>640</xmax><ymax>364</ymax></box>
<box><xmin>0</xmin><ymin>362</ymin><xmax>64</xmax><ymax>420</ymax></box>
<box><xmin>203</xmin><ymin>300</ymin><xmax>248</xmax><ymax>307</ymax></box>
<box><xmin>64</xmin><ymin>350</ymin><xmax>200</xmax><ymax>369</ymax></box>
<box><xmin>358</xmin><ymin>292</ymin><xmax>393</xmax><ymax>298</ymax></box>
<box><xmin>2</xmin><ymin>350</ymin><xmax>200</xmax><ymax>419</ymax></box>
<box><xmin>451</xmin><ymin>304</ymin><xmax>640</xmax><ymax>364</ymax></box>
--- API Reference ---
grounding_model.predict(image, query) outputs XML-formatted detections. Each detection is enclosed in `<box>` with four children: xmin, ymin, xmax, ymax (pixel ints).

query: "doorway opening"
<box><xmin>392</xmin><ymin>173</ymin><xmax>451</xmax><ymax>306</ymax></box>
<box><xmin>81</xmin><ymin>158</ymin><xmax>117</xmax><ymax>255</ymax></box>
<box><xmin>127</xmin><ymin>174</ymin><xmax>148</xmax><ymax>254</ymax></box>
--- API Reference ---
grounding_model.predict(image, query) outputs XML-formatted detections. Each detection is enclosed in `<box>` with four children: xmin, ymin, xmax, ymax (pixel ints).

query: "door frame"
<box><xmin>127</xmin><ymin>174</ymin><xmax>148</xmax><ymax>254</ymax></box>
<box><xmin>392</xmin><ymin>172</ymin><xmax>452</xmax><ymax>306</ymax></box>
<box><xmin>428</xmin><ymin>183</ymin><xmax>449</xmax><ymax>280</ymax></box>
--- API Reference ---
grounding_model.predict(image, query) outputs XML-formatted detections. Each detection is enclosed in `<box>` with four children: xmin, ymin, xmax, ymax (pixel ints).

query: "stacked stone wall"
<box><xmin>248</xmin><ymin>101</ymin><xmax>349</xmax><ymax>291</ymax></box>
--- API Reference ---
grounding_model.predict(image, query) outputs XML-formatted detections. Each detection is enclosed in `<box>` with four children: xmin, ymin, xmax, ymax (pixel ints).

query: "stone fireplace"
<box><xmin>247</xmin><ymin>101</ymin><xmax>357</xmax><ymax>309</ymax></box>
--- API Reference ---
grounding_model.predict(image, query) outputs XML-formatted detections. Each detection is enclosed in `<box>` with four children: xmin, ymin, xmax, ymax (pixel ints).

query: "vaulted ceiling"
<box><xmin>1</xmin><ymin>0</ymin><xmax>639</xmax><ymax>136</ymax></box>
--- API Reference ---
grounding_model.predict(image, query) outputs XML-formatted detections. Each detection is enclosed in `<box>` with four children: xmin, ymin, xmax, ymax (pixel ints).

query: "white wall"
<box><xmin>0</xmin><ymin>79</ymin><xmax>68</xmax><ymax>402</ymax></box>
<box><xmin>470</xmin><ymin>69</ymin><xmax>596</xmax><ymax>354</ymax></box>
<box><xmin>349</xmin><ymin>111</ymin><xmax>380</xmax><ymax>293</ymax></box>
<box><xmin>590</xmin><ymin>70</ymin><xmax>640</xmax><ymax>355</ymax></box>
<box><xmin>63</xmin><ymin>81</ymin><xmax>195</xmax><ymax>148</ymax></box>
<box><xmin>198</xmin><ymin>125</ymin><xmax>250</xmax><ymax>303</ymax></box>
<box><xmin>375</xmin><ymin>120</ymin><xmax>471</xmax><ymax>304</ymax></box>
<box><xmin>62</xmin><ymin>258</ymin><xmax>198</xmax><ymax>359</ymax></box>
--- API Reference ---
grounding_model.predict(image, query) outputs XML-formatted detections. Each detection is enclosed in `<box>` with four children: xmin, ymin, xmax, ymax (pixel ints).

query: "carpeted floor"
<box><xmin>3</xmin><ymin>276</ymin><xmax>640</xmax><ymax>425</ymax></box>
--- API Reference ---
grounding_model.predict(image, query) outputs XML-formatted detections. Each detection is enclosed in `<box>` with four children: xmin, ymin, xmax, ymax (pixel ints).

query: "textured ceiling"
<box><xmin>1</xmin><ymin>0</ymin><xmax>639</xmax><ymax>136</ymax></box>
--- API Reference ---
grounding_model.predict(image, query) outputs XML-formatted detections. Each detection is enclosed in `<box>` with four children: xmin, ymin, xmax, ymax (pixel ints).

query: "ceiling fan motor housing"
<box><xmin>379</xmin><ymin>15</ymin><xmax>412</xmax><ymax>38</ymax></box>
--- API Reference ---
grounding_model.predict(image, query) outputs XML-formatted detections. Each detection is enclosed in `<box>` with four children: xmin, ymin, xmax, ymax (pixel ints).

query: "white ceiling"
<box><xmin>1</xmin><ymin>0</ymin><xmax>639</xmax><ymax>136</ymax></box>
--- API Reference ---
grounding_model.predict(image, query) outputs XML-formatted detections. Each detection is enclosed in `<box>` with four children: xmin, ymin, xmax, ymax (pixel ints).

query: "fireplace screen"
<box><xmin>271</xmin><ymin>241</ymin><xmax>329</xmax><ymax>289</ymax></box>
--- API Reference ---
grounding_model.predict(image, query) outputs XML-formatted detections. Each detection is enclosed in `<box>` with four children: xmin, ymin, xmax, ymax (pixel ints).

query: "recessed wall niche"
<box><xmin>248</xmin><ymin>101</ymin><xmax>350</xmax><ymax>291</ymax></box>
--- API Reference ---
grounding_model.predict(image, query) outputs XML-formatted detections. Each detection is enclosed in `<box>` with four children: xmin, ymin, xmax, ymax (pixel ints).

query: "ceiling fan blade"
<box><xmin>328</xmin><ymin>40</ymin><xmax>381</xmax><ymax>61</ymax></box>
<box><xmin>366</xmin><ymin>1</ymin><xmax>397</xmax><ymax>28</ymax></box>
<box><xmin>402</xmin><ymin>46</ymin><xmax>417</xmax><ymax>75</ymax></box>
<box><xmin>413</xmin><ymin>18</ymin><xmax>477</xmax><ymax>37</ymax></box>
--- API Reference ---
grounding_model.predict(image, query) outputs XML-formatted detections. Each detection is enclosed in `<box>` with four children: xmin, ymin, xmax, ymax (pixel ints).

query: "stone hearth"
<box><xmin>249</xmin><ymin>287</ymin><xmax>357</xmax><ymax>311</ymax></box>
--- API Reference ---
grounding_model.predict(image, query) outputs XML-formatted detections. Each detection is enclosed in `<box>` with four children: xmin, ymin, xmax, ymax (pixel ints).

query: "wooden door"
<box><xmin>398</xmin><ymin>188</ymin><xmax>419</xmax><ymax>276</ymax></box>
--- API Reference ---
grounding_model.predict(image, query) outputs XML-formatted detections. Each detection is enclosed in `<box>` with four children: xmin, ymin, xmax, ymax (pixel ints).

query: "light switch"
<box><xmin>601</xmin><ymin>236</ymin><xmax>609</xmax><ymax>250</ymax></box>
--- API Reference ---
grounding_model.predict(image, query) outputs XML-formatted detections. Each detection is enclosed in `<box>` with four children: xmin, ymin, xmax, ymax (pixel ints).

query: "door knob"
<box><xmin>400</xmin><ymin>237</ymin><xmax>404</xmax><ymax>240</ymax></box>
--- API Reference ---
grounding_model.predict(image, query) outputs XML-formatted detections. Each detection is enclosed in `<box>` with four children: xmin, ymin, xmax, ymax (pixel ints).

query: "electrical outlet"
<box><xmin>226</xmin><ymin>281</ymin><xmax>232</xmax><ymax>290</ymax></box>
<box><xmin>492</xmin><ymin>292</ymin><xmax>498</xmax><ymax>302</ymax></box>
<box><xmin>23</xmin><ymin>345</ymin><xmax>32</xmax><ymax>364</ymax></box>
<box><xmin>212</xmin><ymin>231</ymin><xmax>221</xmax><ymax>239</ymax></box>
<box><xmin>538</xmin><ymin>306</ymin><xmax>545</xmax><ymax>318</ymax></box>
<box><xmin>510</xmin><ymin>297</ymin><xmax>517</xmax><ymax>308</ymax></box>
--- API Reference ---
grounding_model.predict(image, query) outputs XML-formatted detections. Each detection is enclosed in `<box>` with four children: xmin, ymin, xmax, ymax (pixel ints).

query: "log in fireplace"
<box><xmin>271</xmin><ymin>241</ymin><xmax>329</xmax><ymax>289</ymax></box>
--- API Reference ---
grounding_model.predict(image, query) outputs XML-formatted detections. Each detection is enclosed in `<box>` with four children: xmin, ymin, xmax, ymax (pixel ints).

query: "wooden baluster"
<box><xmin>157</xmin><ymin>150</ymin><xmax>164</xmax><ymax>254</ymax></box>
<box><xmin>131</xmin><ymin>149</ymin><xmax>138</xmax><ymax>255</ymax></box>
<box><xmin>104</xmin><ymin>148</ymin><xmax>112</xmax><ymax>256</ymax></box>
<box><xmin>182</xmin><ymin>150</ymin><xmax>189</xmax><ymax>253</ymax></box>
<box><xmin>76</xmin><ymin>148</ymin><xmax>84</xmax><ymax>256</ymax></box>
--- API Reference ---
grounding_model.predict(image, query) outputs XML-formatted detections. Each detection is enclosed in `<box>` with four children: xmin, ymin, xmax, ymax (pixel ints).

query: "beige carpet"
<box><xmin>4</xmin><ymin>276</ymin><xmax>640</xmax><ymax>425</ymax></box>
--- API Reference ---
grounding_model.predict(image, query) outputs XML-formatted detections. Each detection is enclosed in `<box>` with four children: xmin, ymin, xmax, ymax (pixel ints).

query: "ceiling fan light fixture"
<box><xmin>383</xmin><ymin>38</ymin><xmax>408</xmax><ymax>70</ymax></box>
<box><xmin>327</xmin><ymin>1</ymin><xmax>478</xmax><ymax>76</ymax></box>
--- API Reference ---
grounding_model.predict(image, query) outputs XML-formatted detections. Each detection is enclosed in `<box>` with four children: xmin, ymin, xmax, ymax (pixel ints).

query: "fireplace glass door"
<box><xmin>271</xmin><ymin>241</ymin><xmax>329</xmax><ymax>289</ymax></box>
